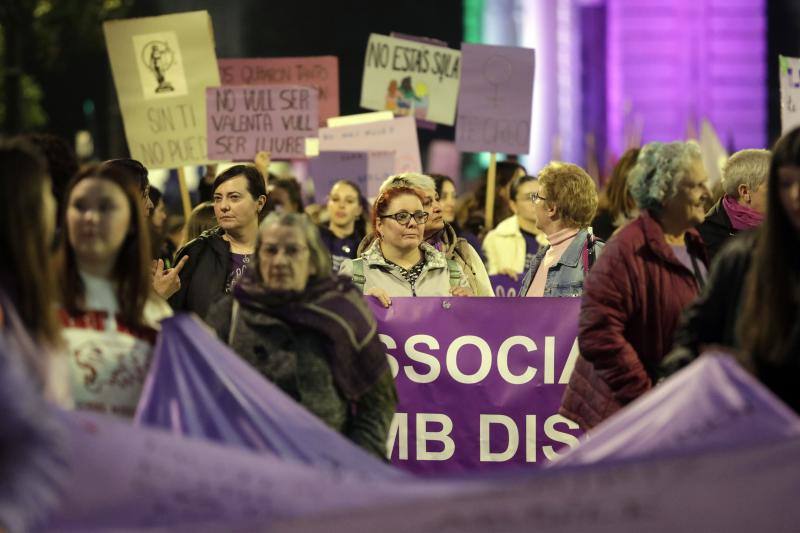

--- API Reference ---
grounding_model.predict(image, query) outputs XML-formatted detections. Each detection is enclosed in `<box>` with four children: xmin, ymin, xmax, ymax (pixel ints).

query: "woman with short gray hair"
<box><xmin>698</xmin><ymin>149</ymin><xmax>770</xmax><ymax>259</ymax></box>
<box><xmin>205</xmin><ymin>212</ymin><xmax>397</xmax><ymax>457</ymax></box>
<box><xmin>560</xmin><ymin>141</ymin><xmax>711</xmax><ymax>430</ymax></box>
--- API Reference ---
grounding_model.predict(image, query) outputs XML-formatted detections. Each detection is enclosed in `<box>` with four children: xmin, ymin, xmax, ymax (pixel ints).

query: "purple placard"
<box><xmin>308</xmin><ymin>151</ymin><xmax>395</xmax><ymax>202</ymax></box>
<box><xmin>206</xmin><ymin>85</ymin><xmax>318</xmax><ymax>161</ymax></box>
<box><xmin>371</xmin><ymin>297</ymin><xmax>583</xmax><ymax>475</ymax></box>
<box><xmin>455</xmin><ymin>43</ymin><xmax>535</xmax><ymax>155</ymax></box>
<box><xmin>489</xmin><ymin>274</ymin><xmax>522</xmax><ymax>297</ymax></box>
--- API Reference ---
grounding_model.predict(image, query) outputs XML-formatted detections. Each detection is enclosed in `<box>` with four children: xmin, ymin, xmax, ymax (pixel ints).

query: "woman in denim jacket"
<box><xmin>519</xmin><ymin>162</ymin><xmax>603</xmax><ymax>297</ymax></box>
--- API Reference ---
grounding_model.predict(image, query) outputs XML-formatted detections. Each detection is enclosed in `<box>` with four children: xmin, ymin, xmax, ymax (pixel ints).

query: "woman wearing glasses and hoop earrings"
<box><xmin>340</xmin><ymin>185</ymin><xmax>472</xmax><ymax>308</ymax></box>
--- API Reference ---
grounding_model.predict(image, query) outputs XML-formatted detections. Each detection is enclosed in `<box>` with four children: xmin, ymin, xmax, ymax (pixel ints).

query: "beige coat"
<box><xmin>482</xmin><ymin>215</ymin><xmax>548</xmax><ymax>275</ymax></box>
<box><xmin>340</xmin><ymin>240</ymin><xmax>468</xmax><ymax>297</ymax></box>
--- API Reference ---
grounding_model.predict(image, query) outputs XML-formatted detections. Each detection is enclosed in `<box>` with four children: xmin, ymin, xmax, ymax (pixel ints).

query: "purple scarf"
<box><xmin>232</xmin><ymin>274</ymin><xmax>389</xmax><ymax>400</ymax></box>
<box><xmin>722</xmin><ymin>194</ymin><xmax>764</xmax><ymax>231</ymax></box>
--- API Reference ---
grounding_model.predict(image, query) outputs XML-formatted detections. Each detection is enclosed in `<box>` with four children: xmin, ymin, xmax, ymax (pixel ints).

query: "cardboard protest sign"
<box><xmin>779</xmin><ymin>55</ymin><xmax>800</xmax><ymax>134</ymax></box>
<box><xmin>219</xmin><ymin>57</ymin><xmax>339</xmax><ymax>125</ymax></box>
<box><xmin>308</xmin><ymin>151</ymin><xmax>395</xmax><ymax>202</ymax></box>
<box><xmin>318</xmin><ymin>116</ymin><xmax>421</xmax><ymax>174</ymax></box>
<box><xmin>456</xmin><ymin>43</ymin><xmax>536</xmax><ymax>155</ymax></box>
<box><xmin>206</xmin><ymin>85</ymin><xmax>318</xmax><ymax>160</ymax></box>
<box><xmin>103</xmin><ymin>11</ymin><xmax>220</xmax><ymax>169</ymax></box>
<box><xmin>361</xmin><ymin>33</ymin><xmax>461</xmax><ymax>126</ymax></box>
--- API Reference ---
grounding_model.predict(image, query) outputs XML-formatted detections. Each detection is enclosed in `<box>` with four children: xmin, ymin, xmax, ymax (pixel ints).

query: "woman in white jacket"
<box><xmin>341</xmin><ymin>186</ymin><xmax>471</xmax><ymax>307</ymax></box>
<box><xmin>482</xmin><ymin>174</ymin><xmax>548</xmax><ymax>281</ymax></box>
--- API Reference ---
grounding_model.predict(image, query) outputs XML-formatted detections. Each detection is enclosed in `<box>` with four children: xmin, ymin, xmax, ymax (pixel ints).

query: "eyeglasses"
<box><xmin>260</xmin><ymin>243</ymin><xmax>308</xmax><ymax>258</ymax></box>
<box><xmin>527</xmin><ymin>191</ymin><xmax>548</xmax><ymax>203</ymax></box>
<box><xmin>379</xmin><ymin>210</ymin><xmax>429</xmax><ymax>226</ymax></box>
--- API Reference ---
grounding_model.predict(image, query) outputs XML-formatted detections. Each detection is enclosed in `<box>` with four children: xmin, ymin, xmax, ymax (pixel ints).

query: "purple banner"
<box><xmin>371</xmin><ymin>297</ymin><xmax>583</xmax><ymax>474</ymax></box>
<box><xmin>456</xmin><ymin>43</ymin><xmax>535</xmax><ymax>155</ymax></box>
<box><xmin>489</xmin><ymin>274</ymin><xmax>522</xmax><ymax>297</ymax></box>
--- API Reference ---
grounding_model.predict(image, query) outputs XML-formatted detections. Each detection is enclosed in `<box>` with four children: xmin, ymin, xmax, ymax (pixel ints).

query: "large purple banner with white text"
<box><xmin>371</xmin><ymin>297</ymin><xmax>583</xmax><ymax>475</ymax></box>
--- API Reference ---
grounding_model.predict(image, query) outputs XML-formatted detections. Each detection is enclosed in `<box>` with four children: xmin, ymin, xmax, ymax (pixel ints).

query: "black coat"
<box><xmin>168</xmin><ymin>227</ymin><xmax>231</xmax><ymax>318</ymax></box>
<box><xmin>661</xmin><ymin>232</ymin><xmax>800</xmax><ymax>413</ymax></box>
<box><xmin>697</xmin><ymin>199</ymin><xmax>736</xmax><ymax>261</ymax></box>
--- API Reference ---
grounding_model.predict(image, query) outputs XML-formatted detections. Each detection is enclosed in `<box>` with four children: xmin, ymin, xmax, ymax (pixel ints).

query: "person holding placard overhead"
<box><xmin>356</xmin><ymin>173</ymin><xmax>493</xmax><ymax>296</ymax></box>
<box><xmin>319</xmin><ymin>180</ymin><xmax>370</xmax><ymax>273</ymax></box>
<box><xmin>169</xmin><ymin>165</ymin><xmax>267</xmax><ymax>318</ymax></box>
<box><xmin>341</xmin><ymin>185</ymin><xmax>472</xmax><ymax>307</ymax></box>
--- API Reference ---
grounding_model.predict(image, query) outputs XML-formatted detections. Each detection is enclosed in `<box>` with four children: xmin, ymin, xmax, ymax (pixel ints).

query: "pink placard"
<box><xmin>219</xmin><ymin>57</ymin><xmax>339</xmax><ymax>125</ymax></box>
<box><xmin>318</xmin><ymin>116</ymin><xmax>421</xmax><ymax>174</ymax></box>
<box><xmin>206</xmin><ymin>85</ymin><xmax>318</xmax><ymax>161</ymax></box>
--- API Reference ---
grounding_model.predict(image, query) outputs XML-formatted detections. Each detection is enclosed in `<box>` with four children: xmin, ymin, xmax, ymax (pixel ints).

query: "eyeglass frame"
<box><xmin>378</xmin><ymin>210</ymin><xmax>429</xmax><ymax>226</ymax></box>
<box><xmin>527</xmin><ymin>191</ymin><xmax>549</xmax><ymax>203</ymax></box>
<box><xmin>259</xmin><ymin>243</ymin><xmax>309</xmax><ymax>259</ymax></box>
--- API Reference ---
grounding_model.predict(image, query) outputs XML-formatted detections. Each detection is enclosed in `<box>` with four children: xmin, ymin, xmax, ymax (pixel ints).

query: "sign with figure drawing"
<box><xmin>104</xmin><ymin>11</ymin><xmax>221</xmax><ymax>169</ymax></box>
<box><xmin>360</xmin><ymin>33</ymin><xmax>461</xmax><ymax>126</ymax></box>
<box><xmin>456</xmin><ymin>43</ymin><xmax>536</xmax><ymax>155</ymax></box>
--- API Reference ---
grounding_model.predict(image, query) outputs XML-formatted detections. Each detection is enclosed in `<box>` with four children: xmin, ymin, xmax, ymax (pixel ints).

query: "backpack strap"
<box><xmin>582</xmin><ymin>229</ymin><xmax>604</xmax><ymax>276</ymax></box>
<box><xmin>351</xmin><ymin>258</ymin><xmax>367</xmax><ymax>293</ymax></box>
<box><xmin>446</xmin><ymin>258</ymin><xmax>461</xmax><ymax>288</ymax></box>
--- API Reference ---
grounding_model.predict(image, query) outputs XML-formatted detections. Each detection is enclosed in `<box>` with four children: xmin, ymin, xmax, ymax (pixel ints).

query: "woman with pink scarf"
<box><xmin>697</xmin><ymin>149</ymin><xmax>770</xmax><ymax>259</ymax></box>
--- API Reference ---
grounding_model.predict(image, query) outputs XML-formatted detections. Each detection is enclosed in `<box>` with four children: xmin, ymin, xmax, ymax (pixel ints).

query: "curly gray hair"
<box><xmin>628</xmin><ymin>141</ymin><xmax>702</xmax><ymax>212</ymax></box>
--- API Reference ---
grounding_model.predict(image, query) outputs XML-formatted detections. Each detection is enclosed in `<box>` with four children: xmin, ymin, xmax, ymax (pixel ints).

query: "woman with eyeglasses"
<box><xmin>205</xmin><ymin>212</ymin><xmax>397</xmax><ymax>458</ymax></box>
<box><xmin>340</xmin><ymin>186</ymin><xmax>471</xmax><ymax>308</ymax></box>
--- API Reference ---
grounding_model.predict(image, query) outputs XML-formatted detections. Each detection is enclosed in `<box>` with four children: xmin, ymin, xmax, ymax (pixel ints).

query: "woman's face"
<box><xmin>777</xmin><ymin>165</ymin><xmax>800</xmax><ymax>232</ymax></box>
<box><xmin>377</xmin><ymin>194</ymin><xmax>425</xmax><ymax>251</ymax></box>
<box><xmin>440</xmin><ymin>180</ymin><xmax>457</xmax><ymax>223</ymax></box>
<box><xmin>327</xmin><ymin>182</ymin><xmax>363</xmax><ymax>228</ymax></box>
<box><xmin>419</xmin><ymin>187</ymin><xmax>444</xmax><ymax>237</ymax></box>
<box><xmin>67</xmin><ymin>177</ymin><xmax>131</xmax><ymax>269</ymax></box>
<box><xmin>214</xmin><ymin>176</ymin><xmax>264</xmax><ymax>232</ymax></box>
<box><xmin>150</xmin><ymin>198</ymin><xmax>167</xmax><ymax>231</ymax></box>
<box><xmin>258</xmin><ymin>224</ymin><xmax>313</xmax><ymax>292</ymax></box>
<box><xmin>661</xmin><ymin>159</ymin><xmax>710</xmax><ymax>230</ymax></box>
<box><xmin>512</xmin><ymin>180</ymin><xmax>540</xmax><ymax>226</ymax></box>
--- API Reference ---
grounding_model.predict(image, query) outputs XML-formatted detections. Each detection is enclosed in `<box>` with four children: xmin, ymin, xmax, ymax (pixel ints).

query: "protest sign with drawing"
<box><xmin>103</xmin><ymin>11</ymin><xmax>220</xmax><ymax>170</ymax></box>
<box><xmin>361</xmin><ymin>33</ymin><xmax>461</xmax><ymax>126</ymax></box>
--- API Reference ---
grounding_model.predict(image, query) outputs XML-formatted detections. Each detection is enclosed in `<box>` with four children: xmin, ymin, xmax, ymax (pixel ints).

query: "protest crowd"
<box><xmin>1</xmin><ymin>8</ymin><xmax>799</xmax><ymax>533</ymax></box>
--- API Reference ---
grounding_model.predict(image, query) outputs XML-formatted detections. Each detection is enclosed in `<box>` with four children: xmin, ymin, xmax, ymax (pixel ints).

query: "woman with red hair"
<box><xmin>340</xmin><ymin>185</ymin><xmax>471</xmax><ymax>307</ymax></box>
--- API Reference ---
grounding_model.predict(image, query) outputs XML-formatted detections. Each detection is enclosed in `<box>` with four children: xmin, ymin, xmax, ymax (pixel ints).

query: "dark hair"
<box><xmin>101</xmin><ymin>158</ymin><xmax>150</xmax><ymax>197</ymax></box>
<box><xmin>472</xmin><ymin>160</ymin><xmax>527</xmax><ymax>229</ymax></box>
<box><xmin>21</xmin><ymin>133</ymin><xmax>78</xmax><ymax>224</ymax></box>
<box><xmin>268</xmin><ymin>177</ymin><xmax>304</xmax><ymax>213</ymax></box>
<box><xmin>371</xmin><ymin>186</ymin><xmax>425</xmax><ymax>236</ymax></box>
<box><xmin>737</xmin><ymin>128</ymin><xmax>800</xmax><ymax>367</ymax></box>
<box><xmin>430</xmin><ymin>174</ymin><xmax>455</xmax><ymax>199</ymax></box>
<box><xmin>0</xmin><ymin>139</ymin><xmax>61</xmax><ymax>347</ymax></box>
<box><xmin>213</xmin><ymin>164</ymin><xmax>268</xmax><ymax>201</ymax></box>
<box><xmin>58</xmin><ymin>164</ymin><xmax>152</xmax><ymax>331</ymax></box>
<box><xmin>509</xmin><ymin>174</ymin><xmax>538</xmax><ymax>201</ymax></box>
<box><xmin>599</xmin><ymin>148</ymin><xmax>639</xmax><ymax>221</ymax></box>
<box><xmin>148</xmin><ymin>185</ymin><xmax>163</xmax><ymax>211</ymax></box>
<box><xmin>328</xmin><ymin>179</ymin><xmax>369</xmax><ymax>236</ymax></box>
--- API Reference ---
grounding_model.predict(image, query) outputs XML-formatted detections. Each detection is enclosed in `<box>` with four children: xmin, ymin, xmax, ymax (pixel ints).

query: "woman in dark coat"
<box><xmin>560</xmin><ymin>141</ymin><xmax>711</xmax><ymax>430</ymax></box>
<box><xmin>206</xmin><ymin>212</ymin><xmax>397</xmax><ymax>458</ymax></box>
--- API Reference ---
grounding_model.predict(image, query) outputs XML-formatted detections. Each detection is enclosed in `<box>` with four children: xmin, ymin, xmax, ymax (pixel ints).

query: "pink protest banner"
<box><xmin>456</xmin><ymin>43</ymin><xmax>536</xmax><ymax>155</ymax></box>
<box><xmin>318</xmin><ymin>116</ymin><xmax>422</xmax><ymax>173</ymax></box>
<box><xmin>206</xmin><ymin>85</ymin><xmax>318</xmax><ymax>160</ymax></box>
<box><xmin>219</xmin><ymin>56</ymin><xmax>339</xmax><ymax>125</ymax></box>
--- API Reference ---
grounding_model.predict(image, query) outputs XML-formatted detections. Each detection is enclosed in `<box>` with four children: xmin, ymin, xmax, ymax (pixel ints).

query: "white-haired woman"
<box><xmin>560</xmin><ymin>141</ymin><xmax>711</xmax><ymax>430</ymax></box>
